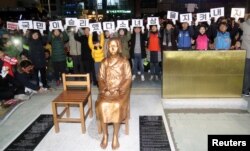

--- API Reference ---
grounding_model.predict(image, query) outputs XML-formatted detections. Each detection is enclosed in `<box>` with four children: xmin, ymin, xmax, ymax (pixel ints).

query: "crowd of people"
<box><xmin>1</xmin><ymin>14</ymin><xmax>250</xmax><ymax>105</ymax></box>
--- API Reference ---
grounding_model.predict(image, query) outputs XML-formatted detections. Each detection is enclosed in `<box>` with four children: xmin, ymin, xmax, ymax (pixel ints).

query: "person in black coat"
<box><xmin>74</xmin><ymin>27</ymin><xmax>96</xmax><ymax>84</ymax></box>
<box><xmin>15</xmin><ymin>60</ymin><xmax>45</xmax><ymax>93</ymax></box>
<box><xmin>160</xmin><ymin>20</ymin><xmax>177</xmax><ymax>50</ymax></box>
<box><xmin>24</xmin><ymin>30</ymin><xmax>49</xmax><ymax>88</ymax></box>
<box><xmin>130</xmin><ymin>27</ymin><xmax>147</xmax><ymax>81</ymax></box>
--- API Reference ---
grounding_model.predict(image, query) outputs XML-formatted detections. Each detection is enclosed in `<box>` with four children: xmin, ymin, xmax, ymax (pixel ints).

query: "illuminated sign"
<box><xmin>106</xmin><ymin>10</ymin><xmax>131</xmax><ymax>14</ymax></box>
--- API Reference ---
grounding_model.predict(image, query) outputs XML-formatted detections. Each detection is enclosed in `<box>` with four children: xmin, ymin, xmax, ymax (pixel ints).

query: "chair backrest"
<box><xmin>62</xmin><ymin>73</ymin><xmax>90</xmax><ymax>92</ymax></box>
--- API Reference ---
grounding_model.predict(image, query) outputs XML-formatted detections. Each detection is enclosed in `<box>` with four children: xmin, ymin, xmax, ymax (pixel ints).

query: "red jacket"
<box><xmin>148</xmin><ymin>33</ymin><xmax>161</xmax><ymax>51</ymax></box>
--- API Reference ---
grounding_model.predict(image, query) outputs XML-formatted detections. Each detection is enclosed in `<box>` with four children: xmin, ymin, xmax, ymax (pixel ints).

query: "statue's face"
<box><xmin>109</xmin><ymin>40</ymin><xmax>119</xmax><ymax>56</ymax></box>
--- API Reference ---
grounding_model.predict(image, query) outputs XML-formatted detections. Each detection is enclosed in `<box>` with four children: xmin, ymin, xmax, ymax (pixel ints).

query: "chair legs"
<box><xmin>88</xmin><ymin>96</ymin><xmax>93</xmax><ymax>118</ymax></box>
<box><xmin>79</xmin><ymin>103</ymin><xmax>86</xmax><ymax>133</ymax></box>
<box><xmin>52</xmin><ymin>103</ymin><xmax>60</xmax><ymax>133</ymax></box>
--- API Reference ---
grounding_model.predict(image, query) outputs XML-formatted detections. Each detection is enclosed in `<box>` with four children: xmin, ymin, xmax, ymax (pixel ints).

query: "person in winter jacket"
<box><xmin>147</xmin><ymin>25</ymin><xmax>162</xmax><ymax>81</ymax></box>
<box><xmin>74</xmin><ymin>27</ymin><xmax>96</xmax><ymax>85</ymax></box>
<box><xmin>15</xmin><ymin>60</ymin><xmax>46</xmax><ymax>93</ymax></box>
<box><xmin>25</xmin><ymin>30</ymin><xmax>49</xmax><ymax>88</ymax></box>
<box><xmin>195</xmin><ymin>25</ymin><xmax>209</xmax><ymax>50</ymax></box>
<box><xmin>115</xmin><ymin>28</ymin><xmax>131</xmax><ymax>59</ymax></box>
<box><xmin>214</xmin><ymin>22</ymin><xmax>231</xmax><ymax>50</ymax></box>
<box><xmin>160</xmin><ymin>20</ymin><xmax>177</xmax><ymax>50</ymax></box>
<box><xmin>176</xmin><ymin>22</ymin><xmax>194</xmax><ymax>50</ymax></box>
<box><xmin>88</xmin><ymin>31</ymin><xmax>105</xmax><ymax>84</ymax></box>
<box><xmin>48</xmin><ymin>29</ymin><xmax>69</xmax><ymax>86</ymax></box>
<box><xmin>66</xmin><ymin>27</ymin><xmax>83</xmax><ymax>74</ymax></box>
<box><xmin>130</xmin><ymin>27</ymin><xmax>147</xmax><ymax>81</ymax></box>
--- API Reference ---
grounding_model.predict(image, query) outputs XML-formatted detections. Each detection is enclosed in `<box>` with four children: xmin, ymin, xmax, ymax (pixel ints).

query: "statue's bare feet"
<box><xmin>100</xmin><ymin>135</ymin><xmax>108</xmax><ymax>149</ymax></box>
<box><xmin>112</xmin><ymin>136</ymin><xmax>120</xmax><ymax>150</ymax></box>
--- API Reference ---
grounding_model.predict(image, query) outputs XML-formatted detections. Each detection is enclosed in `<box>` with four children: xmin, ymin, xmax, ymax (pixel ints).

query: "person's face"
<box><xmin>134</xmin><ymin>27</ymin><xmax>141</xmax><ymax>33</ymax></box>
<box><xmin>182</xmin><ymin>23</ymin><xmax>188</xmax><ymax>30</ymax></box>
<box><xmin>151</xmin><ymin>26</ymin><xmax>157</xmax><ymax>32</ymax></box>
<box><xmin>109</xmin><ymin>40</ymin><xmax>119</xmax><ymax>56</ymax></box>
<box><xmin>219</xmin><ymin>24</ymin><xmax>227</xmax><ymax>32</ymax></box>
<box><xmin>84</xmin><ymin>28</ymin><xmax>90</xmax><ymax>36</ymax></box>
<box><xmin>53</xmin><ymin>29</ymin><xmax>60</xmax><ymax>36</ymax></box>
<box><xmin>199</xmin><ymin>27</ymin><xmax>206</xmax><ymax>35</ymax></box>
<box><xmin>166</xmin><ymin>24</ymin><xmax>173</xmax><ymax>30</ymax></box>
<box><xmin>22</xmin><ymin>65</ymin><xmax>34</xmax><ymax>74</ymax></box>
<box><xmin>105</xmin><ymin>31</ymin><xmax>110</xmax><ymax>38</ymax></box>
<box><xmin>119</xmin><ymin>29</ymin><xmax>125</xmax><ymax>36</ymax></box>
<box><xmin>32</xmin><ymin>32</ymin><xmax>39</xmax><ymax>40</ymax></box>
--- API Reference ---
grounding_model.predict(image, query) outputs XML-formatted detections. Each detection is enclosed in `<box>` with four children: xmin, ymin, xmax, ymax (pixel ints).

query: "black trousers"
<box><xmin>82</xmin><ymin>59</ymin><xmax>96</xmax><ymax>84</ymax></box>
<box><xmin>34</xmin><ymin>67</ymin><xmax>47</xmax><ymax>87</ymax></box>
<box><xmin>72</xmin><ymin>55</ymin><xmax>84</xmax><ymax>74</ymax></box>
<box><xmin>53</xmin><ymin>61</ymin><xmax>66</xmax><ymax>81</ymax></box>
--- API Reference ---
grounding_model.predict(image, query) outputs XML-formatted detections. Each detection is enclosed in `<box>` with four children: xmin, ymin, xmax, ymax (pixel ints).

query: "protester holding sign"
<box><xmin>74</xmin><ymin>27</ymin><xmax>97</xmax><ymax>85</ymax></box>
<box><xmin>24</xmin><ymin>30</ymin><xmax>49</xmax><ymax>88</ymax></box>
<box><xmin>115</xmin><ymin>28</ymin><xmax>131</xmax><ymax>59</ymax></box>
<box><xmin>66</xmin><ymin>27</ymin><xmax>83</xmax><ymax>74</ymax></box>
<box><xmin>160</xmin><ymin>20</ymin><xmax>177</xmax><ymax>50</ymax></box>
<box><xmin>176</xmin><ymin>22</ymin><xmax>194</xmax><ymax>50</ymax></box>
<box><xmin>130</xmin><ymin>27</ymin><xmax>147</xmax><ymax>81</ymax></box>
<box><xmin>195</xmin><ymin>24</ymin><xmax>209</xmax><ymax>50</ymax></box>
<box><xmin>147</xmin><ymin>25</ymin><xmax>161</xmax><ymax>81</ymax></box>
<box><xmin>48</xmin><ymin>29</ymin><xmax>69</xmax><ymax>86</ymax></box>
<box><xmin>214</xmin><ymin>22</ymin><xmax>231</xmax><ymax>50</ymax></box>
<box><xmin>88</xmin><ymin>31</ymin><xmax>105</xmax><ymax>86</ymax></box>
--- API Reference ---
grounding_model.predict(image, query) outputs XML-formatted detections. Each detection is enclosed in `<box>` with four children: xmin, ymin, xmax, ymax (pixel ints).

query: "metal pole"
<box><xmin>48</xmin><ymin>0</ymin><xmax>51</xmax><ymax>17</ymax></box>
<box><xmin>95</xmin><ymin>0</ymin><xmax>98</xmax><ymax>21</ymax></box>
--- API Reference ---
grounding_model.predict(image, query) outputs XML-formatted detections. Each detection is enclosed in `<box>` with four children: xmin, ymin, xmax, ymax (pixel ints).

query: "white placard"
<box><xmin>146</xmin><ymin>17</ymin><xmax>160</xmax><ymax>30</ymax></box>
<box><xmin>167</xmin><ymin>11</ymin><xmax>179</xmax><ymax>24</ymax></box>
<box><xmin>18</xmin><ymin>20</ymin><xmax>33</xmax><ymax>33</ymax></box>
<box><xmin>7</xmin><ymin>22</ymin><xmax>18</xmax><ymax>30</ymax></box>
<box><xmin>231</xmin><ymin>8</ymin><xmax>245</xmax><ymax>21</ymax></box>
<box><xmin>33</xmin><ymin>21</ymin><xmax>46</xmax><ymax>35</ymax></box>
<box><xmin>116</xmin><ymin>20</ymin><xmax>129</xmax><ymax>31</ymax></box>
<box><xmin>33</xmin><ymin>21</ymin><xmax>46</xmax><ymax>30</ymax></box>
<box><xmin>180</xmin><ymin>13</ymin><xmax>192</xmax><ymax>25</ymax></box>
<box><xmin>89</xmin><ymin>22</ymin><xmax>102</xmax><ymax>33</ymax></box>
<box><xmin>131</xmin><ymin>19</ymin><xmax>144</xmax><ymax>32</ymax></box>
<box><xmin>49</xmin><ymin>20</ymin><xmax>64</xmax><ymax>31</ymax></box>
<box><xmin>196</xmin><ymin>13</ymin><xmax>211</xmax><ymax>25</ymax></box>
<box><xmin>18</xmin><ymin>20</ymin><xmax>33</xmax><ymax>29</ymax></box>
<box><xmin>77</xmin><ymin>19</ymin><xmax>89</xmax><ymax>28</ymax></box>
<box><xmin>210</xmin><ymin>7</ymin><xmax>224</xmax><ymax>22</ymax></box>
<box><xmin>65</xmin><ymin>18</ymin><xmax>78</xmax><ymax>27</ymax></box>
<box><xmin>103</xmin><ymin>22</ymin><xmax>115</xmax><ymax>32</ymax></box>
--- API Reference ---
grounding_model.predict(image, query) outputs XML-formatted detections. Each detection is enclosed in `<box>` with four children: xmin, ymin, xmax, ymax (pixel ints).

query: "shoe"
<box><xmin>137</xmin><ymin>71</ymin><xmax>141</xmax><ymax>75</ymax></box>
<box><xmin>132</xmin><ymin>75</ymin><xmax>136</xmax><ymax>81</ymax></box>
<box><xmin>14</xmin><ymin>94</ymin><xmax>30</xmax><ymax>101</ymax></box>
<box><xmin>244</xmin><ymin>92</ymin><xmax>250</xmax><ymax>97</ymax></box>
<box><xmin>149</xmin><ymin>75</ymin><xmax>154</xmax><ymax>81</ymax></box>
<box><xmin>141</xmin><ymin>75</ymin><xmax>145</xmax><ymax>81</ymax></box>
<box><xmin>155</xmin><ymin>75</ymin><xmax>159</xmax><ymax>81</ymax></box>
